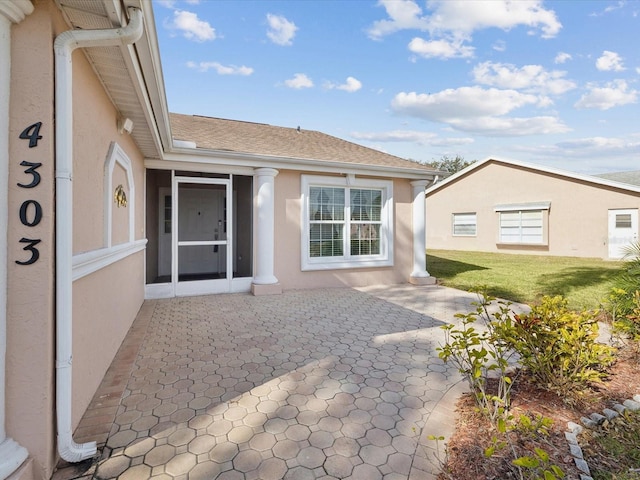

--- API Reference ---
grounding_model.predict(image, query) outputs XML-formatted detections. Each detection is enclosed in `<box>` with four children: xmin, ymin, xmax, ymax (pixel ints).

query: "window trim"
<box><xmin>301</xmin><ymin>175</ymin><xmax>393</xmax><ymax>271</ymax></box>
<box><xmin>494</xmin><ymin>202</ymin><xmax>550</xmax><ymax>246</ymax></box>
<box><xmin>452</xmin><ymin>212</ymin><xmax>477</xmax><ymax>237</ymax></box>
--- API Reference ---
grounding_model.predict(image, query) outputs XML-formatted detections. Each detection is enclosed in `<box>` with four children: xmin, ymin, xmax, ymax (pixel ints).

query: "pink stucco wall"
<box><xmin>7</xmin><ymin>2</ymin><xmax>146</xmax><ymax>478</ymax></box>
<box><xmin>426</xmin><ymin>160</ymin><xmax>640</xmax><ymax>258</ymax></box>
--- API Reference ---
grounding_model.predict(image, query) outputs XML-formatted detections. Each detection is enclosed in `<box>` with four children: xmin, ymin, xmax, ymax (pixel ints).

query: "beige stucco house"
<box><xmin>1</xmin><ymin>1</ymin><xmax>440</xmax><ymax>478</ymax></box>
<box><xmin>426</xmin><ymin>158</ymin><xmax>640</xmax><ymax>260</ymax></box>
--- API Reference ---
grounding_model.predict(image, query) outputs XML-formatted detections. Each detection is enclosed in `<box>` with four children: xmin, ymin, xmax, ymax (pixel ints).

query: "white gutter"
<box><xmin>53</xmin><ymin>7</ymin><xmax>143</xmax><ymax>462</ymax></box>
<box><xmin>0</xmin><ymin>2</ymin><xmax>33</xmax><ymax>477</ymax></box>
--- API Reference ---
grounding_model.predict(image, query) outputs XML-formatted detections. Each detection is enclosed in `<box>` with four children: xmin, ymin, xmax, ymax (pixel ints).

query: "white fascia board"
<box><xmin>157</xmin><ymin>149</ymin><xmax>439</xmax><ymax>180</ymax></box>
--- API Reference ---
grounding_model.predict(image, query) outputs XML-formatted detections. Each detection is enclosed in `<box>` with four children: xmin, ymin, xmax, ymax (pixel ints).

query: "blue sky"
<box><xmin>154</xmin><ymin>0</ymin><xmax>639</xmax><ymax>174</ymax></box>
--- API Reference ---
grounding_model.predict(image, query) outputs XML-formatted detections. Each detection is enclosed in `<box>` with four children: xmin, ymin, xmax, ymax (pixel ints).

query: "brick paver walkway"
<box><xmin>54</xmin><ymin>284</ymin><xmax>486</xmax><ymax>480</ymax></box>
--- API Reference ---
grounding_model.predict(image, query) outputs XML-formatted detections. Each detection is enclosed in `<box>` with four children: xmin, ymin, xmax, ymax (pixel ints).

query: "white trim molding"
<box><xmin>104</xmin><ymin>142</ymin><xmax>135</xmax><ymax>247</ymax></box>
<box><xmin>72</xmin><ymin>239</ymin><xmax>147</xmax><ymax>282</ymax></box>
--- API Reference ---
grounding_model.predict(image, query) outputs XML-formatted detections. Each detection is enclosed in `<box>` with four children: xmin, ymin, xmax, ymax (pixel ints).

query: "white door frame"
<box><xmin>608</xmin><ymin>208</ymin><xmax>639</xmax><ymax>259</ymax></box>
<box><xmin>174</xmin><ymin>176</ymin><xmax>232</xmax><ymax>296</ymax></box>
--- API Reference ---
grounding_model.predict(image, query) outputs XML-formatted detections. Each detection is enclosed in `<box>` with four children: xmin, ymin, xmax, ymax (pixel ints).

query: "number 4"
<box><xmin>19</xmin><ymin>122</ymin><xmax>43</xmax><ymax>148</ymax></box>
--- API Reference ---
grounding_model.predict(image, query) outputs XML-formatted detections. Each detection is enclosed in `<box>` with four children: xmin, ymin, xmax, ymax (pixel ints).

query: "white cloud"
<box><xmin>186</xmin><ymin>61</ymin><xmax>253</xmax><ymax>75</ymax></box>
<box><xmin>284</xmin><ymin>73</ymin><xmax>313</xmax><ymax>89</ymax></box>
<box><xmin>325</xmin><ymin>77</ymin><xmax>362</xmax><ymax>92</ymax></box>
<box><xmin>392</xmin><ymin>87</ymin><xmax>542</xmax><ymax>121</ymax></box>
<box><xmin>596</xmin><ymin>50</ymin><xmax>625</xmax><ymax>71</ymax></box>
<box><xmin>492</xmin><ymin>40</ymin><xmax>506</xmax><ymax>52</ymax></box>
<box><xmin>367</xmin><ymin>0</ymin><xmax>429</xmax><ymax>39</ymax></box>
<box><xmin>472</xmin><ymin>61</ymin><xmax>576</xmax><ymax>95</ymax></box>
<box><xmin>554</xmin><ymin>52</ymin><xmax>572</xmax><ymax>64</ymax></box>
<box><xmin>446</xmin><ymin>116</ymin><xmax>570</xmax><ymax>136</ymax></box>
<box><xmin>157</xmin><ymin>0</ymin><xmax>176</xmax><ymax>7</ymax></box>
<box><xmin>574</xmin><ymin>80</ymin><xmax>637</xmax><ymax>110</ymax></box>
<box><xmin>368</xmin><ymin>0</ymin><xmax>561</xmax><ymax>39</ymax></box>
<box><xmin>391</xmin><ymin>87</ymin><xmax>569</xmax><ymax>136</ymax></box>
<box><xmin>266</xmin><ymin>14</ymin><xmax>298</xmax><ymax>46</ymax></box>
<box><xmin>169</xmin><ymin>10</ymin><xmax>216</xmax><ymax>42</ymax></box>
<box><xmin>408</xmin><ymin>37</ymin><xmax>474</xmax><ymax>59</ymax></box>
<box><xmin>351</xmin><ymin>130</ymin><xmax>474</xmax><ymax>146</ymax></box>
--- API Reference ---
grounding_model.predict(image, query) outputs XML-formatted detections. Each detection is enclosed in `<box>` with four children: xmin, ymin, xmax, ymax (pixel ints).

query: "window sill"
<box><xmin>302</xmin><ymin>257</ymin><xmax>393</xmax><ymax>271</ymax></box>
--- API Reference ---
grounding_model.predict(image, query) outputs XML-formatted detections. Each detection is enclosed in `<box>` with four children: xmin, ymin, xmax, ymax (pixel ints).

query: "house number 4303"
<box><xmin>15</xmin><ymin>122</ymin><xmax>43</xmax><ymax>266</ymax></box>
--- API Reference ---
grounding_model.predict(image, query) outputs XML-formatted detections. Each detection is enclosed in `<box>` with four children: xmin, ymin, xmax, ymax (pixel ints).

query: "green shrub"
<box><xmin>496</xmin><ymin>296</ymin><xmax>615</xmax><ymax>401</ymax></box>
<box><xmin>438</xmin><ymin>290</ymin><xmax>518</xmax><ymax>421</ymax></box>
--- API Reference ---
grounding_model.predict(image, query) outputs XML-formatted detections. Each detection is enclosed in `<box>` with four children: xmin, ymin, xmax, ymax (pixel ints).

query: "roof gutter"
<box><xmin>53</xmin><ymin>7</ymin><xmax>143</xmax><ymax>463</ymax></box>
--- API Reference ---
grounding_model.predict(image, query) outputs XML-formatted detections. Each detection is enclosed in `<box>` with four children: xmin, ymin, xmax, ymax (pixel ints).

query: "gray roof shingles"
<box><xmin>596</xmin><ymin>170</ymin><xmax>640</xmax><ymax>187</ymax></box>
<box><xmin>170</xmin><ymin>113</ymin><xmax>436</xmax><ymax>173</ymax></box>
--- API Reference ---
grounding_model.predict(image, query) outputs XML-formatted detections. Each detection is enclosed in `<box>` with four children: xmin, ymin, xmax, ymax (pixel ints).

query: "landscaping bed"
<box><xmin>439</xmin><ymin>349</ymin><xmax>640</xmax><ymax>479</ymax></box>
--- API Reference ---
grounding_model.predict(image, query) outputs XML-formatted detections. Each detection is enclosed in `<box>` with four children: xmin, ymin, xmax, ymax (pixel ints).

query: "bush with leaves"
<box><xmin>437</xmin><ymin>290</ymin><xmax>565</xmax><ymax>479</ymax></box>
<box><xmin>495</xmin><ymin>295</ymin><xmax>615</xmax><ymax>402</ymax></box>
<box><xmin>437</xmin><ymin>290</ymin><xmax>518</xmax><ymax>421</ymax></box>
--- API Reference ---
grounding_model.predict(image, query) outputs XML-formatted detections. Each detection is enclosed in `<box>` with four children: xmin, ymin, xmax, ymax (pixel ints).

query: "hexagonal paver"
<box><xmin>249</xmin><ymin>432</ymin><xmax>276</xmax><ymax>451</ymax></box>
<box><xmin>324</xmin><ymin>454</ymin><xmax>354</xmax><ymax>478</ymax></box>
<box><xmin>227</xmin><ymin>425</ymin><xmax>254</xmax><ymax>444</ymax></box>
<box><xmin>308</xmin><ymin>431</ymin><xmax>334</xmax><ymax>449</ymax></box>
<box><xmin>359</xmin><ymin>445</ymin><xmax>389</xmax><ymax>466</ymax></box>
<box><xmin>167</xmin><ymin>426</ymin><xmax>196</xmax><ymax>446</ymax></box>
<box><xmin>118</xmin><ymin>464</ymin><xmax>151</xmax><ymax>480</ymax></box>
<box><xmin>210</xmin><ymin>442</ymin><xmax>239</xmax><ymax>463</ymax></box>
<box><xmin>188</xmin><ymin>434</ymin><xmax>217</xmax><ymax>455</ymax></box>
<box><xmin>233</xmin><ymin>449</ymin><xmax>262</xmax><ymax>472</ymax></box>
<box><xmin>272</xmin><ymin>439</ymin><xmax>301</xmax><ymax>460</ymax></box>
<box><xmin>296</xmin><ymin>446</ymin><xmax>325</xmax><ymax>469</ymax></box>
<box><xmin>258</xmin><ymin>457</ymin><xmax>287</xmax><ymax>480</ymax></box>
<box><xmin>165</xmin><ymin>452</ymin><xmax>197</xmax><ymax>476</ymax></box>
<box><xmin>145</xmin><ymin>444</ymin><xmax>176</xmax><ymax>467</ymax></box>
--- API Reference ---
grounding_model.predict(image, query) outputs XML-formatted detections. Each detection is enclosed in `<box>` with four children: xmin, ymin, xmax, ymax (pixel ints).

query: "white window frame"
<box><xmin>452</xmin><ymin>212</ymin><xmax>477</xmax><ymax>236</ymax></box>
<box><xmin>494</xmin><ymin>202</ymin><xmax>550</xmax><ymax>245</ymax></box>
<box><xmin>301</xmin><ymin>175</ymin><xmax>393</xmax><ymax>271</ymax></box>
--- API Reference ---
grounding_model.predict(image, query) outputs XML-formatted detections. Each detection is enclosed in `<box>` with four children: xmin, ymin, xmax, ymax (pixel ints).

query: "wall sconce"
<box><xmin>118</xmin><ymin>117</ymin><xmax>134</xmax><ymax>134</ymax></box>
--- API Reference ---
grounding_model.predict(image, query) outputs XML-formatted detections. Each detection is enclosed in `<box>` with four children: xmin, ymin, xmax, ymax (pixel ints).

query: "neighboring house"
<box><xmin>1</xmin><ymin>2</ymin><xmax>440</xmax><ymax>479</ymax></box>
<box><xmin>426</xmin><ymin>158</ymin><xmax>640</xmax><ymax>260</ymax></box>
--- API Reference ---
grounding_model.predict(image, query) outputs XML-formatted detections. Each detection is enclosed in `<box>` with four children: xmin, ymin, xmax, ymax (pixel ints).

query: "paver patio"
<box><xmin>54</xmin><ymin>284</ymin><xmax>484</xmax><ymax>480</ymax></box>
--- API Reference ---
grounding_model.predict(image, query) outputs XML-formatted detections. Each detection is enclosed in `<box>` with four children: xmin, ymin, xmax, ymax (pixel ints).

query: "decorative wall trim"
<box><xmin>72</xmin><ymin>239</ymin><xmax>146</xmax><ymax>281</ymax></box>
<box><xmin>104</xmin><ymin>142</ymin><xmax>135</xmax><ymax>247</ymax></box>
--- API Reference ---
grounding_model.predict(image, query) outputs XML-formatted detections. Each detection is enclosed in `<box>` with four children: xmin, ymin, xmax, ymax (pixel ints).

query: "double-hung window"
<box><xmin>495</xmin><ymin>202</ymin><xmax>550</xmax><ymax>245</ymax></box>
<box><xmin>302</xmin><ymin>175</ymin><xmax>393</xmax><ymax>270</ymax></box>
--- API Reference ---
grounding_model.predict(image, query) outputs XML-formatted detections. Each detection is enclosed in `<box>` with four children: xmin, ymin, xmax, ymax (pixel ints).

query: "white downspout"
<box><xmin>0</xmin><ymin>2</ymin><xmax>33</xmax><ymax>478</ymax></box>
<box><xmin>54</xmin><ymin>7</ymin><xmax>143</xmax><ymax>462</ymax></box>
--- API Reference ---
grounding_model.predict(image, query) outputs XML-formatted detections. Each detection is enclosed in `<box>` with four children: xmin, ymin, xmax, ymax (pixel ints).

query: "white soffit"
<box><xmin>57</xmin><ymin>0</ymin><xmax>161</xmax><ymax>159</ymax></box>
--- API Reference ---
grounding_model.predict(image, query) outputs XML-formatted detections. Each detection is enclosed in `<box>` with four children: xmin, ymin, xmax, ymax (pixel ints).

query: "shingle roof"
<box><xmin>595</xmin><ymin>170</ymin><xmax>640</xmax><ymax>187</ymax></box>
<box><xmin>169</xmin><ymin>113</ymin><xmax>436</xmax><ymax>173</ymax></box>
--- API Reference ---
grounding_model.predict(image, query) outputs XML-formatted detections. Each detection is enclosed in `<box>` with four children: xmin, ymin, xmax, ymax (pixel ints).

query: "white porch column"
<box><xmin>0</xmin><ymin>2</ymin><xmax>33</xmax><ymax>477</ymax></box>
<box><xmin>410</xmin><ymin>180</ymin><xmax>436</xmax><ymax>285</ymax></box>
<box><xmin>252</xmin><ymin>168</ymin><xmax>282</xmax><ymax>295</ymax></box>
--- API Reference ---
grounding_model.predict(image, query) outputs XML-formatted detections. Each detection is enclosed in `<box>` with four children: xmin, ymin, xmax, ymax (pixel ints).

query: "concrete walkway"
<box><xmin>54</xmin><ymin>284</ymin><xmax>483</xmax><ymax>480</ymax></box>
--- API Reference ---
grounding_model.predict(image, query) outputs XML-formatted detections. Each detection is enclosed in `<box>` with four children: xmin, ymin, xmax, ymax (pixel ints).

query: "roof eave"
<box><xmin>160</xmin><ymin>148</ymin><xmax>441</xmax><ymax>180</ymax></box>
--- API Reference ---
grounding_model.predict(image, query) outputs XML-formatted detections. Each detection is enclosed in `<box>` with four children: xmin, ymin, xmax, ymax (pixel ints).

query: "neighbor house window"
<box><xmin>302</xmin><ymin>175</ymin><xmax>393</xmax><ymax>270</ymax></box>
<box><xmin>452</xmin><ymin>213</ymin><xmax>477</xmax><ymax>236</ymax></box>
<box><xmin>495</xmin><ymin>202</ymin><xmax>550</xmax><ymax>245</ymax></box>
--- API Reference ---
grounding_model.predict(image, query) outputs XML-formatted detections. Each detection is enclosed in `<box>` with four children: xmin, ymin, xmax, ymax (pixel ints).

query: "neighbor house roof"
<box><xmin>426</xmin><ymin>157</ymin><xmax>640</xmax><ymax>195</ymax></box>
<box><xmin>595</xmin><ymin>170</ymin><xmax>640</xmax><ymax>187</ymax></box>
<box><xmin>169</xmin><ymin>113</ymin><xmax>438</xmax><ymax>174</ymax></box>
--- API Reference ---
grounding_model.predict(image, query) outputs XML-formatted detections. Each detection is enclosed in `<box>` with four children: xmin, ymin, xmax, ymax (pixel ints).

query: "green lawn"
<box><xmin>426</xmin><ymin>249</ymin><xmax>624</xmax><ymax>310</ymax></box>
